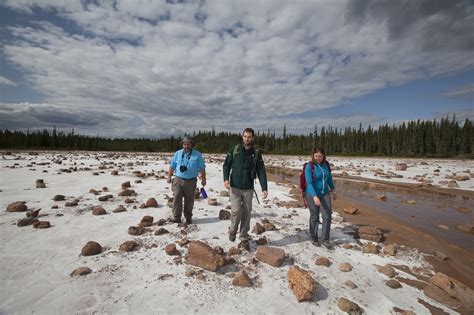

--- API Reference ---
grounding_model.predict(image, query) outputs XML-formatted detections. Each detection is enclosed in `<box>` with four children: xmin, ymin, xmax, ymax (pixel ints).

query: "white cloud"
<box><xmin>1</xmin><ymin>0</ymin><xmax>473</xmax><ymax>137</ymax></box>
<box><xmin>442</xmin><ymin>83</ymin><xmax>474</xmax><ymax>101</ymax></box>
<box><xmin>0</xmin><ymin>76</ymin><xmax>16</xmax><ymax>86</ymax></box>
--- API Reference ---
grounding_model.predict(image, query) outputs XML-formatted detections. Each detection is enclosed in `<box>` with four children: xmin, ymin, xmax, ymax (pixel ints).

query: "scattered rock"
<box><xmin>207</xmin><ymin>198</ymin><xmax>218</xmax><ymax>206</ymax></box>
<box><xmin>156</xmin><ymin>218</ymin><xmax>167</xmax><ymax>226</ymax></box>
<box><xmin>65</xmin><ymin>200</ymin><xmax>78</xmax><ymax>207</ymax></box>
<box><xmin>228</xmin><ymin>247</ymin><xmax>242</xmax><ymax>256</ymax></box>
<box><xmin>119</xmin><ymin>240</ymin><xmax>139</xmax><ymax>252</ymax></box>
<box><xmin>315</xmin><ymin>257</ymin><xmax>331</xmax><ymax>267</ymax></box>
<box><xmin>7</xmin><ymin>201</ymin><xmax>27</xmax><ymax>212</ymax></box>
<box><xmin>220</xmin><ymin>190</ymin><xmax>229</xmax><ymax>197</ymax></box>
<box><xmin>232</xmin><ymin>269</ymin><xmax>252</xmax><ymax>287</ymax></box>
<box><xmin>17</xmin><ymin>217</ymin><xmax>37</xmax><ymax>227</ymax></box>
<box><xmin>255</xmin><ymin>246</ymin><xmax>285</xmax><ymax>267</ymax></box>
<box><xmin>455</xmin><ymin>224</ymin><xmax>474</xmax><ymax>234</ymax></box>
<box><xmin>187</xmin><ymin>241</ymin><xmax>227</xmax><ymax>271</ymax></box>
<box><xmin>343</xmin><ymin>206</ymin><xmax>359</xmax><ymax>215</ymax></box>
<box><xmin>428</xmin><ymin>272</ymin><xmax>474</xmax><ymax>311</ymax></box>
<box><xmin>337</xmin><ymin>297</ymin><xmax>361</xmax><ymax>314</ymax></box>
<box><xmin>362</xmin><ymin>243</ymin><xmax>379</xmax><ymax>254</ymax></box>
<box><xmin>121</xmin><ymin>181</ymin><xmax>131</xmax><ymax>189</ymax></box>
<box><xmin>36</xmin><ymin>179</ymin><xmax>46</xmax><ymax>188</ymax></box>
<box><xmin>383</xmin><ymin>244</ymin><xmax>398</xmax><ymax>256</ymax></box>
<box><xmin>395</xmin><ymin>163</ymin><xmax>408</xmax><ymax>171</ymax></box>
<box><xmin>118</xmin><ymin>189</ymin><xmax>136</xmax><ymax>197</ymax></box>
<box><xmin>81</xmin><ymin>241</ymin><xmax>102</xmax><ymax>256</ymax></box>
<box><xmin>155</xmin><ymin>228</ymin><xmax>169</xmax><ymax>235</ymax></box>
<box><xmin>32</xmin><ymin>221</ymin><xmax>50</xmax><ymax>229</ymax></box>
<box><xmin>252</xmin><ymin>222</ymin><xmax>265</xmax><ymax>235</ymax></box>
<box><xmin>112</xmin><ymin>205</ymin><xmax>126</xmax><ymax>213</ymax></box>
<box><xmin>386</xmin><ymin>279</ymin><xmax>401</xmax><ymax>289</ymax></box>
<box><xmin>255</xmin><ymin>236</ymin><xmax>268</xmax><ymax>246</ymax></box>
<box><xmin>218</xmin><ymin>209</ymin><xmax>231</xmax><ymax>220</ymax></box>
<box><xmin>339</xmin><ymin>262</ymin><xmax>353</xmax><ymax>272</ymax></box>
<box><xmin>128</xmin><ymin>226</ymin><xmax>144</xmax><ymax>236</ymax></box>
<box><xmin>145</xmin><ymin>198</ymin><xmax>158</xmax><ymax>208</ymax></box>
<box><xmin>164</xmin><ymin>244</ymin><xmax>180</xmax><ymax>256</ymax></box>
<box><xmin>53</xmin><ymin>195</ymin><xmax>65</xmax><ymax>201</ymax></box>
<box><xmin>424</xmin><ymin>284</ymin><xmax>460</xmax><ymax>309</ymax></box>
<box><xmin>344</xmin><ymin>280</ymin><xmax>358</xmax><ymax>289</ymax></box>
<box><xmin>140</xmin><ymin>215</ymin><xmax>154</xmax><ymax>227</ymax></box>
<box><xmin>356</xmin><ymin>226</ymin><xmax>384</xmax><ymax>242</ymax></box>
<box><xmin>70</xmin><ymin>267</ymin><xmax>92</xmax><ymax>277</ymax></box>
<box><xmin>263</xmin><ymin>222</ymin><xmax>276</xmax><ymax>231</ymax></box>
<box><xmin>92</xmin><ymin>206</ymin><xmax>107</xmax><ymax>215</ymax></box>
<box><xmin>98</xmin><ymin>194</ymin><xmax>113</xmax><ymax>202</ymax></box>
<box><xmin>447</xmin><ymin>180</ymin><xmax>459</xmax><ymax>188</ymax></box>
<box><xmin>111</xmin><ymin>170</ymin><xmax>119</xmax><ymax>175</ymax></box>
<box><xmin>378</xmin><ymin>265</ymin><xmax>396</xmax><ymax>278</ymax></box>
<box><xmin>287</xmin><ymin>267</ymin><xmax>316</xmax><ymax>302</ymax></box>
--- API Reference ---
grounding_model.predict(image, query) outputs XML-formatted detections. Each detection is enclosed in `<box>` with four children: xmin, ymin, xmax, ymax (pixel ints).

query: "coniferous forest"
<box><xmin>0</xmin><ymin>116</ymin><xmax>472</xmax><ymax>158</ymax></box>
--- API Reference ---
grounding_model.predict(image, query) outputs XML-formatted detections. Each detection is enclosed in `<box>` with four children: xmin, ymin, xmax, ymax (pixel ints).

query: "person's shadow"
<box><xmin>269</xmin><ymin>229</ymin><xmax>311</xmax><ymax>246</ymax></box>
<box><xmin>192</xmin><ymin>217</ymin><xmax>220</xmax><ymax>224</ymax></box>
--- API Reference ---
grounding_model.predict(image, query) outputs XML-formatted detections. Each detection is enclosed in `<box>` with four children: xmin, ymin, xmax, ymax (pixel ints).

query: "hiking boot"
<box><xmin>322</xmin><ymin>240</ymin><xmax>332</xmax><ymax>249</ymax></box>
<box><xmin>312</xmin><ymin>239</ymin><xmax>321</xmax><ymax>247</ymax></box>
<box><xmin>229</xmin><ymin>233</ymin><xmax>236</xmax><ymax>242</ymax></box>
<box><xmin>172</xmin><ymin>217</ymin><xmax>181</xmax><ymax>224</ymax></box>
<box><xmin>185</xmin><ymin>217</ymin><xmax>192</xmax><ymax>224</ymax></box>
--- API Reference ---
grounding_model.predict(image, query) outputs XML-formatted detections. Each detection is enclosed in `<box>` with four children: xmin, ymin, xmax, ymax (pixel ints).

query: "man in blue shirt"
<box><xmin>167</xmin><ymin>136</ymin><xmax>206</xmax><ymax>224</ymax></box>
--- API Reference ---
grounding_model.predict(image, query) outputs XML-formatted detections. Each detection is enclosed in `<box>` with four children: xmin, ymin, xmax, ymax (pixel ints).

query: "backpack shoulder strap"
<box><xmin>232</xmin><ymin>144</ymin><xmax>240</xmax><ymax>159</ymax></box>
<box><xmin>254</xmin><ymin>149</ymin><xmax>260</xmax><ymax>164</ymax></box>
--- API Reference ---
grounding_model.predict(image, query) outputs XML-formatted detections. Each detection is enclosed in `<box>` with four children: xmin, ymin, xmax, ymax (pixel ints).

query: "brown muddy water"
<box><xmin>268</xmin><ymin>167</ymin><xmax>474</xmax><ymax>252</ymax></box>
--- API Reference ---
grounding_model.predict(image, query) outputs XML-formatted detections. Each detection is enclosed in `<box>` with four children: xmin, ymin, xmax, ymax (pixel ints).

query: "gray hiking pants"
<box><xmin>305</xmin><ymin>193</ymin><xmax>332</xmax><ymax>241</ymax></box>
<box><xmin>229</xmin><ymin>187</ymin><xmax>253</xmax><ymax>240</ymax></box>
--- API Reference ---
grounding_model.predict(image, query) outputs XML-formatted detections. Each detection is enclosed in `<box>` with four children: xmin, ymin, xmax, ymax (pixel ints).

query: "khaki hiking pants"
<box><xmin>229</xmin><ymin>187</ymin><xmax>253</xmax><ymax>240</ymax></box>
<box><xmin>172</xmin><ymin>177</ymin><xmax>197</xmax><ymax>220</ymax></box>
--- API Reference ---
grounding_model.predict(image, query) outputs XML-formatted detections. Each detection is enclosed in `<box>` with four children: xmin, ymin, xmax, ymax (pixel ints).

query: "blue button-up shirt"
<box><xmin>170</xmin><ymin>149</ymin><xmax>205</xmax><ymax>179</ymax></box>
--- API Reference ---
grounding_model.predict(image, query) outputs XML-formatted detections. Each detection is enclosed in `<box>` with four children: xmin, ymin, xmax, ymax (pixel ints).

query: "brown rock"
<box><xmin>362</xmin><ymin>243</ymin><xmax>379</xmax><ymax>254</ymax></box>
<box><xmin>70</xmin><ymin>267</ymin><xmax>92</xmax><ymax>277</ymax></box>
<box><xmin>344</xmin><ymin>280</ymin><xmax>358</xmax><ymax>289</ymax></box>
<box><xmin>141</xmin><ymin>215</ymin><xmax>154</xmax><ymax>224</ymax></box>
<box><xmin>187</xmin><ymin>241</ymin><xmax>227</xmax><ymax>271</ymax></box>
<box><xmin>128</xmin><ymin>226</ymin><xmax>144</xmax><ymax>236</ymax></box>
<box><xmin>255</xmin><ymin>246</ymin><xmax>285</xmax><ymax>267</ymax></box>
<box><xmin>228</xmin><ymin>247</ymin><xmax>242</xmax><ymax>256</ymax></box>
<box><xmin>343</xmin><ymin>206</ymin><xmax>359</xmax><ymax>215</ymax></box>
<box><xmin>430</xmin><ymin>272</ymin><xmax>474</xmax><ymax>310</ymax></box>
<box><xmin>218</xmin><ymin>209</ymin><xmax>231</xmax><ymax>220</ymax></box>
<box><xmin>337</xmin><ymin>298</ymin><xmax>361</xmax><ymax>314</ymax></box>
<box><xmin>112</xmin><ymin>205</ymin><xmax>126</xmax><ymax>213</ymax></box>
<box><xmin>447</xmin><ymin>180</ymin><xmax>459</xmax><ymax>188</ymax></box>
<box><xmin>383</xmin><ymin>244</ymin><xmax>398</xmax><ymax>256</ymax></box>
<box><xmin>424</xmin><ymin>283</ymin><xmax>460</xmax><ymax>309</ymax></box>
<box><xmin>119</xmin><ymin>240</ymin><xmax>139</xmax><ymax>252</ymax></box>
<box><xmin>121</xmin><ymin>181</ymin><xmax>131</xmax><ymax>189</ymax></box>
<box><xmin>92</xmin><ymin>206</ymin><xmax>107</xmax><ymax>215</ymax></box>
<box><xmin>287</xmin><ymin>267</ymin><xmax>316</xmax><ymax>302</ymax></box>
<box><xmin>111</xmin><ymin>170</ymin><xmax>119</xmax><ymax>175</ymax></box>
<box><xmin>157</xmin><ymin>218</ymin><xmax>167</xmax><ymax>226</ymax></box>
<box><xmin>220</xmin><ymin>190</ymin><xmax>229</xmax><ymax>197</ymax></box>
<box><xmin>455</xmin><ymin>224</ymin><xmax>474</xmax><ymax>234</ymax></box>
<box><xmin>32</xmin><ymin>221</ymin><xmax>50</xmax><ymax>229</ymax></box>
<box><xmin>145</xmin><ymin>198</ymin><xmax>158</xmax><ymax>208</ymax></box>
<box><xmin>118</xmin><ymin>189</ymin><xmax>136</xmax><ymax>197</ymax></box>
<box><xmin>263</xmin><ymin>222</ymin><xmax>276</xmax><ymax>231</ymax></box>
<box><xmin>255</xmin><ymin>236</ymin><xmax>268</xmax><ymax>246</ymax></box>
<box><xmin>17</xmin><ymin>217</ymin><xmax>37</xmax><ymax>227</ymax></box>
<box><xmin>7</xmin><ymin>201</ymin><xmax>27</xmax><ymax>212</ymax></box>
<box><xmin>164</xmin><ymin>243</ymin><xmax>180</xmax><ymax>255</ymax></box>
<box><xmin>252</xmin><ymin>222</ymin><xmax>265</xmax><ymax>235</ymax></box>
<box><xmin>339</xmin><ymin>262</ymin><xmax>353</xmax><ymax>272</ymax></box>
<box><xmin>315</xmin><ymin>257</ymin><xmax>331</xmax><ymax>267</ymax></box>
<box><xmin>53</xmin><ymin>195</ymin><xmax>65</xmax><ymax>201</ymax></box>
<box><xmin>232</xmin><ymin>269</ymin><xmax>252</xmax><ymax>287</ymax></box>
<box><xmin>81</xmin><ymin>241</ymin><xmax>102</xmax><ymax>256</ymax></box>
<box><xmin>155</xmin><ymin>228</ymin><xmax>169</xmax><ymax>235</ymax></box>
<box><xmin>65</xmin><ymin>200</ymin><xmax>78</xmax><ymax>207</ymax></box>
<box><xmin>36</xmin><ymin>179</ymin><xmax>46</xmax><ymax>188</ymax></box>
<box><xmin>386</xmin><ymin>279</ymin><xmax>402</xmax><ymax>289</ymax></box>
<box><xmin>356</xmin><ymin>226</ymin><xmax>384</xmax><ymax>242</ymax></box>
<box><xmin>207</xmin><ymin>198</ymin><xmax>218</xmax><ymax>206</ymax></box>
<box><xmin>378</xmin><ymin>265</ymin><xmax>396</xmax><ymax>278</ymax></box>
<box><xmin>98</xmin><ymin>194</ymin><xmax>113</xmax><ymax>201</ymax></box>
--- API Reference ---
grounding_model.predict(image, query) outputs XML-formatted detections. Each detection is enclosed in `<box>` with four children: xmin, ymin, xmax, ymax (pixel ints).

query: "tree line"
<box><xmin>0</xmin><ymin>116</ymin><xmax>472</xmax><ymax>158</ymax></box>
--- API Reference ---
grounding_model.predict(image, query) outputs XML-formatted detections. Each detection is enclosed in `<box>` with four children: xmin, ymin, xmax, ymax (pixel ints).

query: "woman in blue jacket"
<box><xmin>304</xmin><ymin>147</ymin><xmax>336</xmax><ymax>248</ymax></box>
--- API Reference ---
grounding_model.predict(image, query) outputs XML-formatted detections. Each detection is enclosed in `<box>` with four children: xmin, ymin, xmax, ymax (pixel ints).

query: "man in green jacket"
<box><xmin>223</xmin><ymin>127</ymin><xmax>268</xmax><ymax>242</ymax></box>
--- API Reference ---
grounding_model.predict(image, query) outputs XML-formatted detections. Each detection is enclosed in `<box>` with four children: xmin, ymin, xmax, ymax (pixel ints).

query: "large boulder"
<box><xmin>255</xmin><ymin>246</ymin><xmax>285</xmax><ymax>267</ymax></box>
<box><xmin>287</xmin><ymin>267</ymin><xmax>316</xmax><ymax>302</ymax></box>
<box><xmin>7</xmin><ymin>201</ymin><xmax>27</xmax><ymax>212</ymax></box>
<box><xmin>425</xmin><ymin>272</ymin><xmax>474</xmax><ymax>312</ymax></box>
<box><xmin>186</xmin><ymin>241</ymin><xmax>227</xmax><ymax>272</ymax></box>
<box><xmin>145</xmin><ymin>198</ymin><xmax>158</xmax><ymax>208</ymax></box>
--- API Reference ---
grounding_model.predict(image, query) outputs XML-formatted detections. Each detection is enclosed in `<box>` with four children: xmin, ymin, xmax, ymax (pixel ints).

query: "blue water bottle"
<box><xmin>200</xmin><ymin>187</ymin><xmax>208</xmax><ymax>199</ymax></box>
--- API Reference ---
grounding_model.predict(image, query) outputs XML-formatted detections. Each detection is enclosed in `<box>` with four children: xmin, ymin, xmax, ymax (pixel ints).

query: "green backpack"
<box><xmin>232</xmin><ymin>144</ymin><xmax>260</xmax><ymax>179</ymax></box>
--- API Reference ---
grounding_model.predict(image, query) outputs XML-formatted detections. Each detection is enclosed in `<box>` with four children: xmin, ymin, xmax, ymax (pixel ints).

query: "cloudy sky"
<box><xmin>0</xmin><ymin>0</ymin><xmax>473</xmax><ymax>138</ymax></box>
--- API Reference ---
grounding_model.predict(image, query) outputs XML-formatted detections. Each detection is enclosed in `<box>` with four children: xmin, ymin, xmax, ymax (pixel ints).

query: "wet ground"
<box><xmin>267</xmin><ymin>166</ymin><xmax>474</xmax><ymax>290</ymax></box>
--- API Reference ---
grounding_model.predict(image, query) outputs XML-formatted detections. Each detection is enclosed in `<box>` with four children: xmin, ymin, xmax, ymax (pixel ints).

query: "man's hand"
<box><xmin>331</xmin><ymin>192</ymin><xmax>337</xmax><ymax>201</ymax></box>
<box><xmin>167</xmin><ymin>177</ymin><xmax>172</xmax><ymax>184</ymax></box>
<box><xmin>262</xmin><ymin>191</ymin><xmax>268</xmax><ymax>199</ymax></box>
<box><xmin>201</xmin><ymin>179</ymin><xmax>206</xmax><ymax>186</ymax></box>
<box><xmin>313</xmin><ymin>196</ymin><xmax>321</xmax><ymax>206</ymax></box>
<box><xmin>224</xmin><ymin>180</ymin><xmax>230</xmax><ymax>189</ymax></box>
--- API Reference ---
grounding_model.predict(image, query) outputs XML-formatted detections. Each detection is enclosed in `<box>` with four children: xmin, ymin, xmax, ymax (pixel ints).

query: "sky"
<box><xmin>0</xmin><ymin>0</ymin><xmax>473</xmax><ymax>138</ymax></box>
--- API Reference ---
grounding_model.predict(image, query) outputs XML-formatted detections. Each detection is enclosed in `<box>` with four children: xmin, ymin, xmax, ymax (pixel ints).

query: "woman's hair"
<box><xmin>311</xmin><ymin>147</ymin><xmax>326</xmax><ymax>163</ymax></box>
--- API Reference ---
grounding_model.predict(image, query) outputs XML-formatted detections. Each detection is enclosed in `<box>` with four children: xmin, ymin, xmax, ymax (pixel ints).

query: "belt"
<box><xmin>176</xmin><ymin>177</ymin><xmax>197</xmax><ymax>181</ymax></box>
